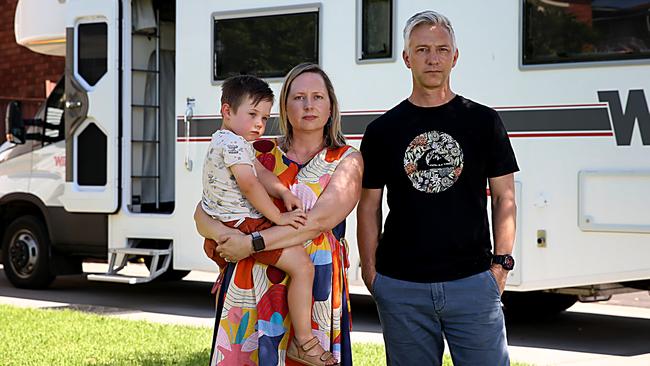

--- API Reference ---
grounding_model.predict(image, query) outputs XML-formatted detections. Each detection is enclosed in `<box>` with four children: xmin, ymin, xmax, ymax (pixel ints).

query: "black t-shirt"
<box><xmin>360</xmin><ymin>96</ymin><xmax>519</xmax><ymax>282</ymax></box>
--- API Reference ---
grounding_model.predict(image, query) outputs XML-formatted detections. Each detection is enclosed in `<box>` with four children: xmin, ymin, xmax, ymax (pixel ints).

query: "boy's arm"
<box><xmin>230</xmin><ymin>164</ymin><xmax>283</xmax><ymax>223</ymax></box>
<box><xmin>254</xmin><ymin>160</ymin><xmax>303</xmax><ymax>211</ymax></box>
<box><xmin>254</xmin><ymin>160</ymin><xmax>288</xmax><ymax>198</ymax></box>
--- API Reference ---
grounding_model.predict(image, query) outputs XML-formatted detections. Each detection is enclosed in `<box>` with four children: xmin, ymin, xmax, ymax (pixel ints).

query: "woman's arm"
<box><xmin>215</xmin><ymin>152</ymin><xmax>364</xmax><ymax>260</ymax></box>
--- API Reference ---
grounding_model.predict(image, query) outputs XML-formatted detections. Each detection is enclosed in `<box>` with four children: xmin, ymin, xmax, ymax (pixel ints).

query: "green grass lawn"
<box><xmin>0</xmin><ymin>305</ymin><xmax>530</xmax><ymax>365</ymax></box>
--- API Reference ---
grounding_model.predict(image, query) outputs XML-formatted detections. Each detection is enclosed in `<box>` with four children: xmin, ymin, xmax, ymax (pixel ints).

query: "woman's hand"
<box><xmin>275</xmin><ymin>209</ymin><xmax>308</xmax><ymax>229</ymax></box>
<box><xmin>215</xmin><ymin>232</ymin><xmax>254</xmax><ymax>262</ymax></box>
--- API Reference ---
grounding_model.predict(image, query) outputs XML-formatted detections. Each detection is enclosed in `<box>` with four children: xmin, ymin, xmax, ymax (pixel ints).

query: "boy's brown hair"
<box><xmin>221</xmin><ymin>75</ymin><xmax>274</xmax><ymax>112</ymax></box>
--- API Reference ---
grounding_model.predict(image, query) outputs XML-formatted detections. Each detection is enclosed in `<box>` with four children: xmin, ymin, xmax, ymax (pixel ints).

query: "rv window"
<box><xmin>77</xmin><ymin>23</ymin><xmax>108</xmax><ymax>86</ymax></box>
<box><xmin>523</xmin><ymin>0</ymin><xmax>650</xmax><ymax>65</ymax></box>
<box><xmin>213</xmin><ymin>11</ymin><xmax>318</xmax><ymax>80</ymax></box>
<box><xmin>360</xmin><ymin>0</ymin><xmax>393</xmax><ymax>60</ymax></box>
<box><xmin>43</xmin><ymin>79</ymin><xmax>65</xmax><ymax>144</ymax></box>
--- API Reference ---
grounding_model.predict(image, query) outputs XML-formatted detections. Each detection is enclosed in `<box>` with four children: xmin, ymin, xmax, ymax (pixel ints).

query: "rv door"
<box><xmin>61</xmin><ymin>0</ymin><xmax>120</xmax><ymax>213</ymax></box>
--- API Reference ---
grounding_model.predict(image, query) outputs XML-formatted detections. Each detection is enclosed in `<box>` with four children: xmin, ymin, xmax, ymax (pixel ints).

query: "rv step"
<box><xmin>109</xmin><ymin>247</ymin><xmax>170</xmax><ymax>256</ymax></box>
<box><xmin>86</xmin><ymin>245</ymin><xmax>173</xmax><ymax>284</ymax></box>
<box><xmin>87</xmin><ymin>273</ymin><xmax>151</xmax><ymax>284</ymax></box>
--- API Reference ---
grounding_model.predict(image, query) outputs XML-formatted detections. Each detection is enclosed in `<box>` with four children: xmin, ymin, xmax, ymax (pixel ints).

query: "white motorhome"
<box><xmin>2</xmin><ymin>0</ymin><xmax>649</xmax><ymax>315</ymax></box>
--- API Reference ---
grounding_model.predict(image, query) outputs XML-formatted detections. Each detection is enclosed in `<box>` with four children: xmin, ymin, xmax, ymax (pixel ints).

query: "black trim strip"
<box><xmin>499</xmin><ymin>108</ymin><xmax>611</xmax><ymax>132</ymax></box>
<box><xmin>177</xmin><ymin>107</ymin><xmax>612</xmax><ymax>139</ymax></box>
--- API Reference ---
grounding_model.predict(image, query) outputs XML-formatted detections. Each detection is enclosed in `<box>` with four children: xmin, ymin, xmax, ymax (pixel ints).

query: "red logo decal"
<box><xmin>54</xmin><ymin>156</ymin><xmax>66</xmax><ymax>167</ymax></box>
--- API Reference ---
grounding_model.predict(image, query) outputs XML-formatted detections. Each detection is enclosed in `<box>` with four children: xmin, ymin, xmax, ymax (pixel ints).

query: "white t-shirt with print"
<box><xmin>201</xmin><ymin>129</ymin><xmax>263</xmax><ymax>222</ymax></box>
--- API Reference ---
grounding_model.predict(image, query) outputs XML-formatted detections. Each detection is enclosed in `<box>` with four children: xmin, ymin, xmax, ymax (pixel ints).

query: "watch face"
<box><xmin>502</xmin><ymin>256</ymin><xmax>515</xmax><ymax>270</ymax></box>
<box><xmin>253</xmin><ymin>240</ymin><xmax>264</xmax><ymax>251</ymax></box>
<box><xmin>252</xmin><ymin>233</ymin><xmax>265</xmax><ymax>252</ymax></box>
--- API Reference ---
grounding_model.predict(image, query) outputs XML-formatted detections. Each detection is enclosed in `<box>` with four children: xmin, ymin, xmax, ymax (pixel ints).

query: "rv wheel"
<box><xmin>1</xmin><ymin>216</ymin><xmax>55</xmax><ymax>289</ymax></box>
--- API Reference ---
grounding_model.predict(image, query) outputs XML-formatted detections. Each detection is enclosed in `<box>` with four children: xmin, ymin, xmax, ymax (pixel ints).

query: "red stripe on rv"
<box><xmin>508</xmin><ymin>132</ymin><xmax>614</xmax><ymax>138</ymax></box>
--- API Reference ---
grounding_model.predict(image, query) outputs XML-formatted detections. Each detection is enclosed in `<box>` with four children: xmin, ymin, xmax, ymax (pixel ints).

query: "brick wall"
<box><xmin>0</xmin><ymin>0</ymin><xmax>65</xmax><ymax>143</ymax></box>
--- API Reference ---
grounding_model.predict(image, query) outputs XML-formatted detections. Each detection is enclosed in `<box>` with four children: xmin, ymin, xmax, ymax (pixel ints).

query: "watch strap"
<box><xmin>492</xmin><ymin>254</ymin><xmax>514</xmax><ymax>270</ymax></box>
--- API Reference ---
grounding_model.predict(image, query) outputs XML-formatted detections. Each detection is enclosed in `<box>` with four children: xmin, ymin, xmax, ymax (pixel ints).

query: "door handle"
<box><xmin>184</xmin><ymin>97</ymin><xmax>196</xmax><ymax>171</ymax></box>
<box><xmin>65</xmin><ymin>100</ymin><xmax>82</xmax><ymax>109</ymax></box>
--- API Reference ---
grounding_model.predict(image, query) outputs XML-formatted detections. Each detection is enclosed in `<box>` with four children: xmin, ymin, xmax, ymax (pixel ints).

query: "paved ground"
<box><xmin>2</xmin><ymin>263</ymin><xmax>650</xmax><ymax>365</ymax></box>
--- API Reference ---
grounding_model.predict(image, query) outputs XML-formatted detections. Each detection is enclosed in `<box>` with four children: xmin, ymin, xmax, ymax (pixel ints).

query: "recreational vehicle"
<box><xmin>2</xmin><ymin>0</ymin><xmax>650</xmax><ymax>315</ymax></box>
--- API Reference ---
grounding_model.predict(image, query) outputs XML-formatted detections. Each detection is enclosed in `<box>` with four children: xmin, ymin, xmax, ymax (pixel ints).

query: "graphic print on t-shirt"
<box><xmin>403</xmin><ymin>131</ymin><xmax>464</xmax><ymax>193</ymax></box>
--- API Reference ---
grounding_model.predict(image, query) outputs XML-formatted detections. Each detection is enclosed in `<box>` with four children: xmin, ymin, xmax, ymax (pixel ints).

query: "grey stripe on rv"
<box><xmin>176</xmin><ymin>108</ymin><xmax>612</xmax><ymax>138</ymax></box>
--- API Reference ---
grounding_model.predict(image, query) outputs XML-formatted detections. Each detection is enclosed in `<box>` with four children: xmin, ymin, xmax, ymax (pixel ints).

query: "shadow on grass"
<box><xmin>95</xmin><ymin>350</ymin><xmax>210</xmax><ymax>366</ymax></box>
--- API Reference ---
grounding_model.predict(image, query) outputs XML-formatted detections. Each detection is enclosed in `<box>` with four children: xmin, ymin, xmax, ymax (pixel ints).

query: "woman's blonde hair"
<box><xmin>278</xmin><ymin>63</ymin><xmax>346</xmax><ymax>151</ymax></box>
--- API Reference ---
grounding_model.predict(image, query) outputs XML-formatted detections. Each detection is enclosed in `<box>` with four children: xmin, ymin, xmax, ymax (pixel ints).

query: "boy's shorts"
<box><xmin>203</xmin><ymin>217</ymin><xmax>282</xmax><ymax>269</ymax></box>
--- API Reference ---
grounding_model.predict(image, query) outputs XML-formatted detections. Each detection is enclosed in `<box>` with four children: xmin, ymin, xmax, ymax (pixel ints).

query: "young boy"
<box><xmin>202</xmin><ymin>76</ymin><xmax>332</xmax><ymax>365</ymax></box>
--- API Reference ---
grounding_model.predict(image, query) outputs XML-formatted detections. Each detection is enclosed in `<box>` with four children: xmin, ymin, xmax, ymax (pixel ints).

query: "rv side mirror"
<box><xmin>5</xmin><ymin>101</ymin><xmax>25</xmax><ymax>145</ymax></box>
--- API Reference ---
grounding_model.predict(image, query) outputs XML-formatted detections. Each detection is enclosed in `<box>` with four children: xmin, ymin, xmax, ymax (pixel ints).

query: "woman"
<box><xmin>195</xmin><ymin>63</ymin><xmax>363</xmax><ymax>366</ymax></box>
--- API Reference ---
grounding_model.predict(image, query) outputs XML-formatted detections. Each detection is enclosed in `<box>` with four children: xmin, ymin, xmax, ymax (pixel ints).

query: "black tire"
<box><xmin>502</xmin><ymin>291</ymin><xmax>578</xmax><ymax>319</ymax></box>
<box><xmin>1</xmin><ymin>216</ymin><xmax>55</xmax><ymax>289</ymax></box>
<box><xmin>143</xmin><ymin>256</ymin><xmax>190</xmax><ymax>282</ymax></box>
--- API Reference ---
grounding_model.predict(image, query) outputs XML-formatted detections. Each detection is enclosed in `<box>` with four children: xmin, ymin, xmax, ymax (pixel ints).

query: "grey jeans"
<box><xmin>373</xmin><ymin>270</ymin><xmax>510</xmax><ymax>366</ymax></box>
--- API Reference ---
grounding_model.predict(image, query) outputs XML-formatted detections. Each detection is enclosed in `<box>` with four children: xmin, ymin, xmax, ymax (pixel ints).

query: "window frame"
<box><xmin>211</xmin><ymin>4</ymin><xmax>322</xmax><ymax>85</ymax></box>
<box><xmin>74</xmin><ymin>20</ymin><xmax>109</xmax><ymax>90</ymax></box>
<box><xmin>356</xmin><ymin>0</ymin><xmax>396</xmax><ymax>64</ymax></box>
<box><xmin>519</xmin><ymin>0</ymin><xmax>650</xmax><ymax>70</ymax></box>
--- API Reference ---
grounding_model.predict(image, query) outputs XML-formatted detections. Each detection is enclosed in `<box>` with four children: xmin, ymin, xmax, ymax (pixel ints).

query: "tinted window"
<box><xmin>214</xmin><ymin>12</ymin><xmax>318</xmax><ymax>80</ymax></box>
<box><xmin>523</xmin><ymin>0</ymin><xmax>650</xmax><ymax>65</ymax></box>
<box><xmin>77</xmin><ymin>23</ymin><xmax>107</xmax><ymax>86</ymax></box>
<box><xmin>78</xmin><ymin>123</ymin><xmax>107</xmax><ymax>186</ymax></box>
<box><xmin>361</xmin><ymin>0</ymin><xmax>392</xmax><ymax>60</ymax></box>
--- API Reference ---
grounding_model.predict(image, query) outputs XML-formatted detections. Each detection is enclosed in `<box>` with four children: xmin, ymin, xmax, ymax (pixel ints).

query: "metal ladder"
<box><xmin>130</xmin><ymin>10</ymin><xmax>161</xmax><ymax>213</ymax></box>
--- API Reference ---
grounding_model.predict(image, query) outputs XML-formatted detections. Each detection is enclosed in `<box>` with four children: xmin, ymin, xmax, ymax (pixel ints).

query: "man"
<box><xmin>357</xmin><ymin>10</ymin><xmax>519</xmax><ymax>366</ymax></box>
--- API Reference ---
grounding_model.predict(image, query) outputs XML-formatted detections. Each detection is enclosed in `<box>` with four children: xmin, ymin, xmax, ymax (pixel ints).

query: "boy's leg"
<box><xmin>272</xmin><ymin>245</ymin><xmax>315</xmax><ymax>344</ymax></box>
<box><xmin>239</xmin><ymin>217</ymin><xmax>335</xmax><ymax>363</ymax></box>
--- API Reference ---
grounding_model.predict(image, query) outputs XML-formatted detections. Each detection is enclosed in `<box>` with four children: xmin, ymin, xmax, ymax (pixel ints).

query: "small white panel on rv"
<box><xmin>579</xmin><ymin>171</ymin><xmax>650</xmax><ymax>233</ymax></box>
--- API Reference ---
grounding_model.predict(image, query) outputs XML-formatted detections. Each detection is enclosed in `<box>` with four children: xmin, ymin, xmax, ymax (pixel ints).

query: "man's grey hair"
<box><xmin>403</xmin><ymin>10</ymin><xmax>456</xmax><ymax>52</ymax></box>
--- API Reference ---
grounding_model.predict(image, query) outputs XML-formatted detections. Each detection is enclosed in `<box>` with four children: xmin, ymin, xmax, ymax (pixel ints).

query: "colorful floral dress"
<box><xmin>209</xmin><ymin>139</ymin><xmax>356</xmax><ymax>366</ymax></box>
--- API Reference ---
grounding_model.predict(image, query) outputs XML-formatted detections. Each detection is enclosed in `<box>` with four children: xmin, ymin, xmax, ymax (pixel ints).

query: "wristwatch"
<box><xmin>251</xmin><ymin>231</ymin><xmax>265</xmax><ymax>252</ymax></box>
<box><xmin>492</xmin><ymin>254</ymin><xmax>515</xmax><ymax>270</ymax></box>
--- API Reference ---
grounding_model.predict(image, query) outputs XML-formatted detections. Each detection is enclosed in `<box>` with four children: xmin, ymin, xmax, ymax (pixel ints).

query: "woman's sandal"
<box><xmin>287</xmin><ymin>336</ymin><xmax>340</xmax><ymax>366</ymax></box>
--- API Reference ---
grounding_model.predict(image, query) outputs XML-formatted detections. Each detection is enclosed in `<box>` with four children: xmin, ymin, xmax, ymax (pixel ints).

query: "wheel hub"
<box><xmin>9</xmin><ymin>230</ymin><xmax>39</xmax><ymax>279</ymax></box>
